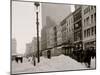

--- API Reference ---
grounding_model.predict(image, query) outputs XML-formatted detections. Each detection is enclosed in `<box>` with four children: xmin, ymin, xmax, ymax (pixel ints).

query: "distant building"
<box><xmin>82</xmin><ymin>5</ymin><xmax>96</xmax><ymax>50</ymax></box>
<box><xmin>25</xmin><ymin>37</ymin><xmax>41</xmax><ymax>57</ymax></box>
<box><xmin>60</xmin><ymin>13</ymin><xmax>74</xmax><ymax>55</ymax></box>
<box><xmin>47</xmin><ymin>25</ymin><xmax>60</xmax><ymax>56</ymax></box>
<box><xmin>25</xmin><ymin>42</ymin><xmax>32</xmax><ymax>56</ymax></box>
<box><xmin>57</xmin><ymin>24</ymin><xmax>62</xmax><ymax>45</ymax></box>
<box><xmin>41</xmin><ymin>16</ymin><xmax>55</xmax><ymax>51</ymax></box>
<box><xmin>12</xmin><ymin>38</ymin><xmax>17</xmax><ymax>60</ymax></box>
<box><xmin>12</xmin><ymin>38</ymin><xmax>17</xmax><ymax>55</ymax></box>
<box><xmin>41</xmin><ymin>16</ymin><xmax>58</xmax><ymax>57</ymax></box>
<box><xmin>32</xmin><ymin>37</ymin><xmax>41</xmax><ymax>53</ymax></box>
<box><xmin>41</xmin><ymin>3</ymin><xmax>71</xmax><ymax>57</ymax></box>
<box><xmin>41</xmin><ymin>26</ymin><xmax>47</xmax><ymax>51</ymax></box>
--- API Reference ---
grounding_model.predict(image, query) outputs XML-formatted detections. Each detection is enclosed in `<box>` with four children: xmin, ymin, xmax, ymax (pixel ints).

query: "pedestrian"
<box><xmin>84</xmin><ymin>48</ymin><xmax>91</xmax><ymax>68</ymax></box>
<box><xmin>47</xmin><ymin>50</ymin><xmax>51</xmax><ymax>59</ymax></box>
<box><xmin>32</xmin><ymin>55</ymin><xmax>36</xmax><ymax>66</ymax></box>
<box><xmin>15</xmin><ymin>56</ymin><xmax>18</xmax><ymax>63</ymax></box>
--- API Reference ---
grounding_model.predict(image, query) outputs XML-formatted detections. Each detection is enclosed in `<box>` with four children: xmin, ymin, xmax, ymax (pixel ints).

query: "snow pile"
<box><xmin>32</xmin><ymin>54</ymin><xmax>87</xmax><ymax>72</ymax></box>
<box><xmin>12</xmin><ymin>54</ymin><xmax>88</xmax><ymax>74</ymax></box>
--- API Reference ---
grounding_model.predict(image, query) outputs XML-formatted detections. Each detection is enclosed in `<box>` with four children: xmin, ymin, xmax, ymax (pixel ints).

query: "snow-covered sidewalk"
<box><xmin>12</xmin><ymin>55</ymin><xmax>90</xmax><ymax>74</ymax></box>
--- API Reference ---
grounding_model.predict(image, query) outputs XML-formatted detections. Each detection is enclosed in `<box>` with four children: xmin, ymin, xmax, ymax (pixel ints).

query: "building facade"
<box><xmin>82</xmin><ymin>5</ymin><xmax>96</xmax><ymax>50</ymax></box>
<box><xmin>73</xmin><ymin>6</ymin><xmax>83</xmax><ymax>51</ymax></box>
<box><xmin>60</xmin><ymin>13</ymin><xmax>74</xmax><ymax>55</ymax></box>
<box><xmin>41</xmin><ymin>16</ymin><xmax>57</xmax><ymax>57</ymax></box>
<box><xmin>57</xmin><ymin>24</ymin><xmax>62</xmax><ymax>45</ymax></box>
<box><xmin>41</xmin><ymin>16</ymin><xmax>55</xmax><ymax>51</ymax></box>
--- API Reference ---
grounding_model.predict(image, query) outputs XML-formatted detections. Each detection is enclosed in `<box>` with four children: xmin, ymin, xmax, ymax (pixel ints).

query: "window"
<box><xmin>84</xmin><ymin>6</ymin><xmax>90</xmax><ymax>14</ymax></box>
<box><xmin>93</xmin><ymin>27</ymin><xmax>95</xmax><ymax>35</ymax></box>
<box><xmin>94</xmin><ymin>13</ymin><xmax>96</xmax><ymax>23</ymax></box>
<box><xmin>88</xmin><ymin>28</ymin><xmax>90</xmax><ymax>36</ymax></box>
<box><xmin>71</xmin><ymin>18</ymin><xmax>72</xmax><ymax>23</ymax></box>
<box><xmin>61</xmin><ymin>19</ymin><xmax>66</xmax><ymax>26</ymax></box>
<box><xmin>84</xmin><ymin>19</ymin><xmax>86</xmax><ymax>26</ymax></box>
<box><xmin>75</xmin><ymin>24</ymin><xmax>79</xmax><ymax>28</ymax></box>
<box><xmin>66</xmin><ymin>29</ymin><xmax>68</xmax><ymax>32</ymax></box>
<box><xmin>94</xmin><ymin>26</ymin><xmax>96</xmax><ymax>35</ymax></box>
<box><xmin>91</xmin><ymin>27</ymin><xmax>94</xmax><ymax>35</ymax></box>
<box><xmin>69</xmin><ymin>19</ymin><xmax>70</xmax><ymax>25</ymax></box>
<box><xmin>74</xmin><ymin>11</ymin><xmax>81</xmax><ymax>22</ymax></box>
<box><xmin>91</xmin><ymin>6</ymin><xmax>93</xmax><ymax>10</ymax></box>
<box><xmin>86</xmin><ymin>17</ymin><xmax>89</xmax><ymax>26</ymax></box>
<box><xmin>91</xmin><ymin>26</ymin><xmax>96</xmax><ymax>36</ymax></box>
<box><xmin>87</xmin><ymin>29</ymin><xmax>89</xmax><ymax>37</ymax></box>
<box><xmin>84</xmin><ymin>30</ymin><xmax>86</xmax><ymax>38</ymax></box>
<box><xmin>91</xmin><ymin>14</ymin><xmax>93</xmax><ymax>23</ymax></box>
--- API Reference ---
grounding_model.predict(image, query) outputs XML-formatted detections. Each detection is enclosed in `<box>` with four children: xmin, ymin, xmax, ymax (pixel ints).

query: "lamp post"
<box><xmin>34</xmin><ymin>2</ymin><xmax>40</xmax><ymax>63</ymax></box>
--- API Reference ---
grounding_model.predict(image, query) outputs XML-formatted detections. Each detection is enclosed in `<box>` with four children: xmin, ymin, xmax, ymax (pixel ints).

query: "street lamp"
<box><xmin>34</xmin><ymin>2</ymin><xmax>40</xmax><ymax>63</ymax></box>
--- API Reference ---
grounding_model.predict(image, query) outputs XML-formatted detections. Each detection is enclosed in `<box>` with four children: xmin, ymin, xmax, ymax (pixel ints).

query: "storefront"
<box><xmin>62</xmin><ymin>44</ymin><xmax>74</xmax><ymax>55</ymax></box>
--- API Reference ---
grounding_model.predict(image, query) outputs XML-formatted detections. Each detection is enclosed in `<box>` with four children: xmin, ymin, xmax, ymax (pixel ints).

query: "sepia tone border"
<box><xmin>10</xmin><ymin>0</ymin><xmax>96</xmax><ymax>75</ymax></box>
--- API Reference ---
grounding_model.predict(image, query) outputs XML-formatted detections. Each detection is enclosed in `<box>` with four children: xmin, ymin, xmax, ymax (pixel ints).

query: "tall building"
<box><xmin>41</xmin><ymin>16</ymin><xmax>58</xmax><ymax>57</ymax></box>
<box><xmin>73</xmin><ymin>6</ymin><xmax>83</xmax><ymax>51</ymax></box>
<box><xmin>82</xmin><ymin>5</ymin><xmax>96</xmax><ymax>50</ymax></box>
<box><xmin>12</xmin><ymin>38</ymin><xmax>17</xmax><ymax>55</ymax></box>
<box><xmin>41</xmin><ymin>3</ymin><xmax>71</xmax><ymax>26</ymax></box>
<box><xmin>41</xmin><ymin>3</ymin><xmax>71</xmax><ymax>57</ymax></box>
<box><xmin>41</xmin><ymin>26</ymin><xmax>47</xmax><ymax>51</ymax></box>
<box><xmin>41</xmin><ymin>16</ymin><xmax>56</xmax><ymax>51</ymax></box>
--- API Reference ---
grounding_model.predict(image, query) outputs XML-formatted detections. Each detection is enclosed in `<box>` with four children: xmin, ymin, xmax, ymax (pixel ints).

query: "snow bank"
<box><xmin>12</xmin><ymin>54</ymin><xmax>88</xmax><ymax>74</ymax></box>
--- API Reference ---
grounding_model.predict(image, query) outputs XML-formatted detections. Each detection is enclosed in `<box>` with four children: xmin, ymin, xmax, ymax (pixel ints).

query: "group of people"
<box><xmin>83</xmin><ymin>47</ymin><xmax>96</xmax><ymax>68</ymax></box>
<box><xmin>14</xmin><ymin>55</ymin><xmax>36</xmax><ymax>66</ymax></box>
<box><xmin>73</xmin><ymin>47</ymin><xmax>96</xmax><ymax>68</ymax></box>
<box><xmin>27</xmin><ymin>55</ymin><xmax>36</xmax><ymax>66</ymax></box>
<box><xmin>15</xmin><ymin>56</ymin><xmax>23</xmax><ymax>63</ymax></box>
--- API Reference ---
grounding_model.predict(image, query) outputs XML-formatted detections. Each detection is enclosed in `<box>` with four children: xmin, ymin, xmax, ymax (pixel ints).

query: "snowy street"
<box><xmin>12</xmin><ymin>55</ymin><xmax>95</xmax><ymax>74</ymax></box>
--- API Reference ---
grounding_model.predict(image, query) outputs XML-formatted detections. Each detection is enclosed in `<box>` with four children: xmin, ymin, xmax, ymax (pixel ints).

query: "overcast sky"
<box><xmin>12</xmin><ymin>1</ymin><xmax>75</xmax><ymax>54</ymax></box>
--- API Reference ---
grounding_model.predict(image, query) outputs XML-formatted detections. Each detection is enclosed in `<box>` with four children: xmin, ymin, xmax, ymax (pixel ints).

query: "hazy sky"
<box><xmin>12</xmin><ymin>1</ymin><xmax>42</xmax><ymax>54</ymax></box>
<box><xmin>42</xmin><ymin>3</ymin><xmax>71</xmax><ymax>26</ymax></box>
<box><xmin>12</xmin><ymin>1</ymin><xmax>75</xmax><ymax>54</ymax></box>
